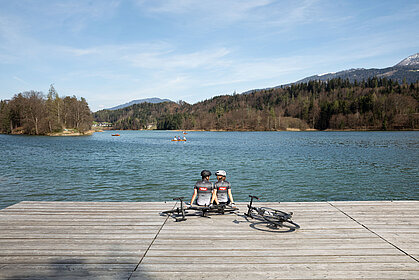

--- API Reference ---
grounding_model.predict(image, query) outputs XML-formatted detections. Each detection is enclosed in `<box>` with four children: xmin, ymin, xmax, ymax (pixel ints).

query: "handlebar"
<box><xmin>173</xmin><ymin>197</ymin><xmax>185</xmax><ymax>201</ymax></box>
<box><xmin>249</xmin><ymin>195</ymin><xmax>259</xmax><ymax>200</ymax></box>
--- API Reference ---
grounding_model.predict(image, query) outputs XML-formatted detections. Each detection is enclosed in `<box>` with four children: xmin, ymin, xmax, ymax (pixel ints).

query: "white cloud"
<box><xmin>134</xmin><ymin>0</ymin><xmax>276</xmax><ymax>28</ymax></box>
<box><xmin>134</xmin><ymin>0</ymin><xmax>338</xmax><ymax>31</ymax></box>
<box><xmin>127</xmin><ymin>47</ymin><xmax>231</xmax><ymax>70</ymax></box>
<box><xmin>32</xmin><ymin>0</ymin><xmax>121</xmax><ymax>33</ymax></box>
<box><xmin>135</xmin><ymin>0</ymin><xmax>273</xmax><ymax>17</ymax></box>
<box><xmin>13</xmin><ymin>76</ymin><xmax>29</xmax><ymax>85</ymax></box>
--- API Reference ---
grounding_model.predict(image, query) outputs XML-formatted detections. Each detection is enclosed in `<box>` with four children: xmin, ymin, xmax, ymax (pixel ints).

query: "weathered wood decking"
<box><xmin>0</xmin><ymin>200</ymin><xmax>418</xmax><ymax>279</ymax></box>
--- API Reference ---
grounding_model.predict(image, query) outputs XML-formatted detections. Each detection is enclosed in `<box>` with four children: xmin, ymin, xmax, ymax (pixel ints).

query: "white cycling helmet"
<box><xmin>215</xmin><ymin>170</ymin><xmax>226</xmax><ymax>177</ymax></box>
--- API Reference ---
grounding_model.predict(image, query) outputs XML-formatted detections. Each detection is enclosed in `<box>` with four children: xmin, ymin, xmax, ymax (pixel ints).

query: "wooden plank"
<box><xmin>0</xmin><ymin>250</ymin><xmax>145</xmax><ymax>257</ymax></box>
<box><xmin>0</xmin><ymin>256</ymin><xmax>141</xmax><ymax>264</ymax></box>
<box><xmin>0</xmin><ymin>264</ymin><xmax>134</xmax><ymax>270</ymax></box>
<box><xmin>136</xmin><ymin>263</ymin><xmax>419</xmax><ymax>271</ymax></box>
<box><xmin>147</xmin><ymin>242</ymin><xmax>395</xmax><ymax>250</ymax></box>
<box><xmin>0</xmin><ymin>233</ymin><xmax>157</xmax><ymax>239</ymax></box>
<box><xmin>0</xmin><ymin>225</ymin><xmax>161</xmax><ymax>231</ymax></box>
<box><xmin>140</xmin><ymin>255</ymin><xmax>414</xmax><ymax>264</ymax></box>
<box><xmin>0</xmin><ymin>270</ymin><xmax>132</xmax><ymax>280</ymax></box>
<box><xmin>0</xmin><ymin>244</ymin><xmax>151</xmax><ymax>250</ymax></box>
<box><xmin>151</xmin><ymin>237</ymin><xmax>394</xmax><ymax>246</ymax></box>
<box><xmin>144</xmin><ymin>248</ymin><xmax>405</xmax><ymax>257</ymax></box>
<box><xmin>130</xmin><ymin>270</ymin><xmax>419</xmax><ymax>280</ymax></box>
<box><xmin>0</xmin><ymin>239</ymin><xmax>152</xmax><ymax>245</ymax></box>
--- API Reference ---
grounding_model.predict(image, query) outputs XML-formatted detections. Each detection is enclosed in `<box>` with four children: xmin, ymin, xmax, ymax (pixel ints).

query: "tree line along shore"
<box><xmin>1</xmin><ymin>78</ymin><xmax>418</xmax><ymax>136</ymax></box>
<box><xmin>95</xmin><ymin>78</ymin><xmax>419</xmax><ymax>131</ymax></box>
<box><xmin>0</xmin><ymin>85</ymin><xmax>93</xmax><ymax>135</ymax></box>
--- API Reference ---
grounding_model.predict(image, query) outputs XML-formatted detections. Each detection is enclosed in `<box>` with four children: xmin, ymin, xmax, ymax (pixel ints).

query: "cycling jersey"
<box><xmin>194</xmin><ymin>180</ymin><xmax>214</xmax><ymax>206</ymax></box>
<box><xmin>214</xmin><ymin>180</ymin><xmax>231</xmax><ymax>203</ymax></box>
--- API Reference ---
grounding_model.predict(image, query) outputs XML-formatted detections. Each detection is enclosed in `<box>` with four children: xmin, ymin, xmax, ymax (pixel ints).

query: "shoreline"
<box><xmin>2</xmin><ymin>128</ymin><xmax>418</xmax><ymax>136</ymax></box>
<box><xmin>47</xmin><ymin>129</ymin><xmax>96</xmax><ymax>136</ymax></box>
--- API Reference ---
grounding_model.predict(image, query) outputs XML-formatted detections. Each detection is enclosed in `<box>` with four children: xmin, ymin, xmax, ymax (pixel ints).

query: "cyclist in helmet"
<box><xmin>189</xmin><ymin>170</ymin><xmax>215</xmax><ymax>206</ymax></box>
<box><xmin>213</xmin><ymin>170</ymin><xmax>234</xmax><ymax>205</ymax></box>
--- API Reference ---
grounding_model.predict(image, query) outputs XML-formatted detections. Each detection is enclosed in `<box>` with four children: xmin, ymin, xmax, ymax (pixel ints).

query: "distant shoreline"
<box><xmin>170</xmin><ymin>128</ymin><xmax>419</xmax><ymax>132</ymax></box>
<box><xmin>47</xmin><ymin>129</ymin><xmax>96</xmax><ymax>136</ymax></box>
<box><xmin>2</xmin><ymin>128</ymin><xmax>418</xmax><ymax>136</ymax></box>
<box><xmin>1</xmin><ymin>129</ymin><xmax>99</xmax><ymax>136</ymax></box>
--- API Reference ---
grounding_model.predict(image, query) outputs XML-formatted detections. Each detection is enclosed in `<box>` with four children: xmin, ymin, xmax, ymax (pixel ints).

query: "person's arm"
<box><xmin>190</xmin><ymin>189</ymin><xmax>197</xmax><ymax>205</ymax></box>
<box><xmin>228</xmin><ymin>189</ymin><xmax>234</xmax><ymax>204</ymax></box>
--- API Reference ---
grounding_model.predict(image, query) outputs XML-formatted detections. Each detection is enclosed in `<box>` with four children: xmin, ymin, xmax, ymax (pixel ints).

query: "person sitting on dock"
<box><xmin>213</xmin><ymin>170</ymin><xmax>234</xmax><ymax>205</ymax></box>
<box><xmin>189</xmin><ymin>170</ymin><xmax>215</xmax><ymax>206</ymax></box>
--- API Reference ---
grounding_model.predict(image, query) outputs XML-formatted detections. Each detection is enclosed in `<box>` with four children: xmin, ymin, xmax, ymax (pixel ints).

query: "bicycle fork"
<box><xmin>246</xmin><ymin>195</ymin><xmax>259</xmax><ymax>217</ymax></box>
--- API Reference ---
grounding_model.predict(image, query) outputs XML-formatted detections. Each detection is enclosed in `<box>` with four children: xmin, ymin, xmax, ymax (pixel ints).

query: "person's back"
<box><xmin>214</xmin><ymin>170</ymin><xmax>234</xmax><ymax>205</ymax></box>
<box><xmin>190</xmin><ymin>170</ymin><xmax>214</xmax><ymax>206</ymax></box>
<box><xmin>214</xmin><ymin>179</ymin><xmax>231</xmax><ymax>204</ymax></box>
<box><xmin>195</xmin><ymin>179</ymin><xmax>213</xmax><ymax>206</ymax></box>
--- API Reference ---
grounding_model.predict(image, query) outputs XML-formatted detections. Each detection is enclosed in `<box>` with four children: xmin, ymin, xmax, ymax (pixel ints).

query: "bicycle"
<box><xmin>160</xmin><ymin>197</ymin><xmax>188</xmax><ymax>222</ymax></box>
<box><xmin>244</xmin><ymin>195</ymin><xmax>300</xmax><ymax>230</ymax></box>
<box><xmin>161</xmin><ymin>197</ymin><xmax>239</xmax><ymax>222</ymax></box>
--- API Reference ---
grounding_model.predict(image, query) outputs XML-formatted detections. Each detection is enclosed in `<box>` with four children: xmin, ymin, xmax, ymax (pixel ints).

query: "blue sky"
<box><xmin>0</xmin><ymin>0</ymin><xmax>418</xmax><ymax>111</ymax></box>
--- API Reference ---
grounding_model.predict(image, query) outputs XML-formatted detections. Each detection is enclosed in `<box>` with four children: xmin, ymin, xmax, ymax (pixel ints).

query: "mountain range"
<box><xmin>239</xmin><ymin>53</ymin><xmax>419</xmax><ymax>94</ymax></box>
<box><xmin>286</xmin><ymin>53</ymin><xmax>419</xmax><ymax>86</ymax></box>
<box><xmin>107</xmin><ymin>97</ymin><xmax>171</xmax><ymax>110</ymax></box>
<box><xmin>107</xmin><ymin>53</ymin><xmax>418</xmax><ymax>110</ymax></box>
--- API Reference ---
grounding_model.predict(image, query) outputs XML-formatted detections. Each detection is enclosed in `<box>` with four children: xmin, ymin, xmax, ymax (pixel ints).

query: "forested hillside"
<box><xmin>0</xmin><ymin>85</ymin><xmax>93</xmax><ymax>135</ymax></box>
<box><xmin>94</xmin><ymin>78</ymin><xmax>419</xmax><ymax>131</ymax></box>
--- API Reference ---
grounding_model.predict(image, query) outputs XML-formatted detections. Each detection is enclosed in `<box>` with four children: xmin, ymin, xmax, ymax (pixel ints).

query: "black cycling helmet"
<box><xmin>201</xmin><ymin>170</ymin><xmax>211</xmax><ymax>177</ymax></box>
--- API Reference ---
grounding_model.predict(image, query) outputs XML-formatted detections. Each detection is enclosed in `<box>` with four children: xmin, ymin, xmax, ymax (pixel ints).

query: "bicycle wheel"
<box><xmin>261</xmin><ymin>211</ymin><xmax>300</xmax><ymax>230</ymax></box>
<box><xmin>279</xmin><ymin>219</ymin><xmax>300</xmax><ymax>230</ymax></box>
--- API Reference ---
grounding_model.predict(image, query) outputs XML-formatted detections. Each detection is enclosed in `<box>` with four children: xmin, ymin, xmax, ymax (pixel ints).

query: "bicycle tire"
<box><xmin>280</xmin><ymin>219</ymin><xmax>300</xmax><ymax>230</ymax></box>
<box><xmin>261</xmin><ymin>211</ymin><xmax>299</xmax><ymax>230</ymax></box>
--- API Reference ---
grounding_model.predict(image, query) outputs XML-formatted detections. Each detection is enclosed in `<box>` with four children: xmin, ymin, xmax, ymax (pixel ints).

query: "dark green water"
<box><xmin>1</xmin><ymin>131</ymin><xmax>418</xmax><ymax>209</ymax></box>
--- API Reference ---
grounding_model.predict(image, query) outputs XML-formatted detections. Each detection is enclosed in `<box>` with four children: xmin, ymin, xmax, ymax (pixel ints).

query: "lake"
<box><xmin>1</xmin><ymin>131</ymin><xmax>418</xmax><ymax>209</ymax></box>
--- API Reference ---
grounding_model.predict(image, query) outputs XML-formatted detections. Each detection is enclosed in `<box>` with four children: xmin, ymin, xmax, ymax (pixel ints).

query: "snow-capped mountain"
<box><xmin>395</xmin><ymin>53</ymin><xmax>419</xmax><ymax>66</ymax></box>
<box><xmin>291</xmin><ymin>53</ymin><xmax>419</xmax><ymax>85</ymax></box>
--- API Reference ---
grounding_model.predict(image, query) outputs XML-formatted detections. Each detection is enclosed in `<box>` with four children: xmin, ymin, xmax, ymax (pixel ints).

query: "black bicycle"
<box><xmin>161</xmin><ymin>197</ymin><xmax>239</xmax><ymax>222</ymax></box>
<box><xmin>160</xmin><ymin>197</ymin><xmax>188</xmax><ymax>222</ymax></box>
<box><xmin>244</xmin><ymin>195</ymin><xmax>299</xmax><ymax>230</ymax></box>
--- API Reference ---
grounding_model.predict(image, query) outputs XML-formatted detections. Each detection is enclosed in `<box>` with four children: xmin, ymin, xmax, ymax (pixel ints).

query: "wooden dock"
<box><xmin>0</xmin><ymin>200</ymin><xmax>418</xmax><ymax>279</ymax></box>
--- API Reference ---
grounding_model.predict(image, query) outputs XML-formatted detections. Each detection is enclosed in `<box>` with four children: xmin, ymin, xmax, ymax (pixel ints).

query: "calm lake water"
<box><xmin>1</xmin><ymin>131</ymin><xmax>418</xmax><ymax>209</ymax></box>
